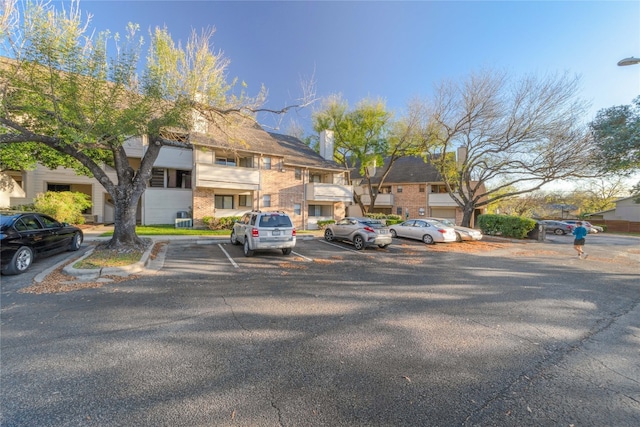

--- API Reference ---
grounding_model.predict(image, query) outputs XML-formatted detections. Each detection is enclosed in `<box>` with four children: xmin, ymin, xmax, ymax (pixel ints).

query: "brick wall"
<box><xmin>393</xmin><ymin>184</ymin><xmax>428</xmax><ymax>218</ymax></box>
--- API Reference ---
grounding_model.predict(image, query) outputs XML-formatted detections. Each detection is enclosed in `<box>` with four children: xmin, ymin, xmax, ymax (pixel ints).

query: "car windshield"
<box><xmin>438</xmin><ymin>219</ymin><xmax>455</xmax><ymax>227</ymax></box>
<box><xmin>0</xmin><ymin>214</ymin><xmax>17</xmax><ymax>229</ymax></box>
<box><xmin>259</xmin><ymin>215</ymin><xmax>292</xmax><ymax>228</ymax></box>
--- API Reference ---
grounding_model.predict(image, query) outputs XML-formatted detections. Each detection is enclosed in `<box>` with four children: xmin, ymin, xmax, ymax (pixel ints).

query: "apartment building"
<box><xmin>350</xmin><ymin>155</ymin><xmax>486</xmax><ymax>226</ymax></box>
<box><xmin>1</xmin><ymin>123</ymin><xmax>353</xmax><ymax>230</ymax></box>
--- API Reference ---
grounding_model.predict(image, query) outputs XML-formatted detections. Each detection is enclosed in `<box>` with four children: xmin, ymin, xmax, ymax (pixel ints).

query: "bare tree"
<box><xmin>423</xmin><ymin>69</ymin><xmax>595</xmax><ymax>226</ymax></box>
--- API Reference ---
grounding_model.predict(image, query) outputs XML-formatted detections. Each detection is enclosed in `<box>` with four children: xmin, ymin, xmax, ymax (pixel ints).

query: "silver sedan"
<box><xmin>389</xmin><ymin>219</ymin><xmax>457</xmax><ymax>244</ymax></box>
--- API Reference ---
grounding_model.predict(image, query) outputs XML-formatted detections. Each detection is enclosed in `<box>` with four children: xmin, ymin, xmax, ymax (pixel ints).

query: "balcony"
<box><xmin>306</xmin><ymin>182</ymin><xmax>353</xmax><ymax>203</ymax></box>
<box><xmin>196</xmin><ymin>163</ymin><xmax>260</xmax><ymax>190</ymax></box>
<box><xmin>428</xmin><ymin>193</ymin><xmax>459</xmax><ymax>207</ymax></box>
<box><xmin>359</xmin><ymin>193</ymin><xmax>394</xmax><ymax>206</ymax></box>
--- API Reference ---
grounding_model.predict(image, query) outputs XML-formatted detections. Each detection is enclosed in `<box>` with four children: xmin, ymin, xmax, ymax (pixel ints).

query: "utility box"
<box><xmin>527</xmin><ymin>222</ymin><xmax>546</xmax><ymax>241</ymax></box>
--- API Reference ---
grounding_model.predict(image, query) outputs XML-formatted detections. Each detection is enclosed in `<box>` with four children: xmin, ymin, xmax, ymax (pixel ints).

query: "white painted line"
<box><xmin>318</xmin><ymin>239</ymin><xmax>369</xmax><ymax>254</ymax></box>
<box><xmin>292</xmin><ymin>251</ymin><xmax>313</xmax><ymax>261</ymax></box>
<box><xmin>218</xmin><ymin>244</ymin><xmax>239</xmax><ymax>268</ymax></box>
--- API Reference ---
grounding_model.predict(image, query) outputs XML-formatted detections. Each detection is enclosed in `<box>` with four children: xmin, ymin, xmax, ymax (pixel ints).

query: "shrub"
<box><xmin>33</xmin><ymin>191</ymin><xmax>92</xmax><ymax>224</ymax></box>
<box><xmin>202</xmin><ymin>216</ymin><xmax>240</xmax><ymax>230</ymax></box>
<box><xmin>478</xmin><ymin>214</ymin><xmax>536</xmax><ymax>239</ymax></box>
<box><xmin>316</xmin><ymin>219</ymin><xmax>335</xmax><ymax>229</ymax></box>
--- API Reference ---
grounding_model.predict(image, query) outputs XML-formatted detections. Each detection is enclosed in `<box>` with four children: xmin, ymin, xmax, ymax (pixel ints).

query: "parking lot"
<box><xmin>2</xmin><ymin>233</ymin><xmax>639</xmax><ymax>426</ymax></box>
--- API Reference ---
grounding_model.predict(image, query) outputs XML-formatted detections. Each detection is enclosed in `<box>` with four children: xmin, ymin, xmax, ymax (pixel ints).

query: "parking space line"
<box><xmin>292</xmin><ymin>251</ymin><xmax>313</xmax><ymax>261</ymax></box>
<box><xmin>318</xmin><ymin>239</ymin><xmax>370</xmax><ymax>254</ymax></box>
<box><xmin>218</xmin><ymin>244</ymin><xmax>239</xmax><ymax>268</ymax></box>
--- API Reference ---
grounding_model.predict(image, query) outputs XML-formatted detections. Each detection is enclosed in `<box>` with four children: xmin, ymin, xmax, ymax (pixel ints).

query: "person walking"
<box><xmin>572</xmin><ymin>221</ymin><xmax>588</xmax><ymax>259</ymax></box>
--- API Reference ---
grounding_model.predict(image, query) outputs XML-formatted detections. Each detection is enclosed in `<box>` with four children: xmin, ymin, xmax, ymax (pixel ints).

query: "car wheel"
<box><xmin>554</xmin><ymin>229</ymin><xmax>564</xmax><ymax>235</ymax></box>
<box><xmin>324</xmin><ymin>229</ymin><xmax>334</xmax><ymax>241</ymax></box>
<box><xmin>243</xmin><ymin>239</ymin><xmax>254</xmax><ymax>257</ymax></box>
<box><xmin>230</xmin><ymin>230</ymin><xmax>239</xmax><ymax>245</ymax></box>
<box><xmin>390</xmin><ymin>229</ymin><xmax>397</xmax><ymax>238</ymax></box>
<box><xmin>282</xmin><ymin>248</ymin><xmax>292</xmax><ymax>255</ymax></box>
<box><xmin>353</xmin><ymin>235</ymin><xmax>365</xmax><ymax>250</ymax></box>
<box><xmin>422</xmin><ymin>234</ymin><xmax>434</xmax><ymax>244</ymax></box>
<box><xmin>69</xmin><ymin>232</ymin><xmax>83</xmax><ymax>251</ymax></box>
<box><xmin>4</xmin><ymin>246</ymin><xmax>33</xmax><ymax>275</ymax></box>
<box><xmin>378</xmin><ymin>244</ymin><xmax>389</xmax><ymax>249</ymax></box>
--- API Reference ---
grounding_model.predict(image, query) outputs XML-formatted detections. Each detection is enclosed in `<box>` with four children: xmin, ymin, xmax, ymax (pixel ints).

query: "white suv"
<box><xmin>231</xmin><ymin>211</ymin><xmax>296</xmax><ymax>257</ymax></box>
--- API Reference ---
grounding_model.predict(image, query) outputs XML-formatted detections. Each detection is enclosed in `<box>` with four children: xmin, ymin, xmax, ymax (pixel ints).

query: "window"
<box><xmin>308</xmin><ymin>205</ymin><xmax>332</xmax><ymax>217</ymax></box>
<box><xmin>263</xmin><ymin>157</ymin><xmax>272</xmax><ymax>170</ymax></box>
<box><xmin>263</xmin><ymin>194</ymin><xmax>271</xmax><ymax>207</ymax></box>
<box><xmin>419</xmin><ymin>184</ymin><xmax>425</xmax><ymax>193</ymax></box>
<box><xmin>40</xmin><ymin>215</ymin><xmax>58</xmax><ymax>228</ymax></box>
<box><xmin>295</xmin><ymin>168</ymin><xmax>302</xmax><ymax>180</ymax></box>
<box><xmin>379</xmin><ymin>186</ymin><xmax>391</xmax><ymax>194</ymax></box>
<box><xmin>310</xmin><ymin>174</ymin><xmax>322</xmax><ymax>183</ymax></box>
<box><xmin>47</xmin><ymin>184</ymin><xmax>71</xmax><ymax>192</ymax></box>
<box><xmin>239</xmin><ymin>195</ymin><xmax>251</xmax><ymax>207</ymax></box>
<box><xmin>397</xmin><ymin>207</ymin><xmax>403</xmax><ymax>215</ymax></box>
<box><xmin>396</xmin><ymin>186</ymin><xmax>403</xmax><ymax>193</ymax></box>
<box><xmin>215</xmin><ymin>157</ymin><xmax>236</xmax><ymax>166</ymax></box>
<box><xmin>432</xmin><ymin>184</ymin><xmax>454</xmax><ymax>193</ymax></box>
<box><xmin>150</xmin><ymin>168</ymin><xmax>165</xmax><ymax>187</ymax></box>
<box><xmin>239</xmin><ymin>156</ymin><xmax>254</xmax><ymax>168</ymax></box>
<box><xmin>294</xmin><ymin>203</ymin><xmax>301</xmax><ymax>215</ymax></box>
<box><xmin>215</xmin><ymin>195</ymin><xmax>234</xmax><ymax>209</ymax></box>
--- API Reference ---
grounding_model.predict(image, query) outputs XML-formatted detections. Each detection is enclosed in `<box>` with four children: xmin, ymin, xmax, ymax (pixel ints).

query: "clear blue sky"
<box><xmin>61</xmin><ymin>1</ymin><xmax>640</xmax><ymax>136</ymax></box>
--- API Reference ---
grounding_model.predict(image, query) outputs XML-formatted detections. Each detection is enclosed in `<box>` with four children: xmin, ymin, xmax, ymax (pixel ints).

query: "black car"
<box><xmin>0</xmin><ymin>211</ymin><xmax>84</xmax><ymax>275</ymax></box>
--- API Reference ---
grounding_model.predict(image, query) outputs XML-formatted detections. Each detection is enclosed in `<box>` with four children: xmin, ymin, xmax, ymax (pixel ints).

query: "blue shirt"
<box><xmin>573</xmin><ymin>225</ymin><xmax>588</xmax><ymax>240</ymax></box>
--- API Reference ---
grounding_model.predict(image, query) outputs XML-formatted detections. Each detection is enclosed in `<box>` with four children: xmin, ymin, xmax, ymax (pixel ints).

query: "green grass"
<box><xmin>74</xmin><ymin>248</ymin><xmax>144</xmax><ymax>269</ymax></box>
<box><xmin>100</xmin><ymin>225</ymin><xmax>230</xmax><ymax>236</ymax></box>
<box><xmin>97</xmin><ymin>225</ymin><xmax>321</xmax><ymax>237</ymax></box>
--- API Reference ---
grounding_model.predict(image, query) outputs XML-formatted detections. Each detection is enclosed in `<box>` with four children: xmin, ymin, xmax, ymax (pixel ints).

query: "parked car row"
<box><xmin>1</xmin><ymin>210</ymin><xmax>485</xmax><ymax>274</ymax></box>
<box><xmin>324</xmin><ymin>216</ymin><xmax>483</xmax><ymax>249</ymax></box>
<box><xmin>539</xmin><ymin>219</ymin><xmax>602</xmax><ymax>235</ymax></box>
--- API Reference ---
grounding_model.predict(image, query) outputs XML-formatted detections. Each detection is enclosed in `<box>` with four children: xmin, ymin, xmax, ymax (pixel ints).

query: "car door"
<box><xmin>395</xmin><ymin>220</ymin><xmax>415</xmax><ymax>239</ymax></box>
<box><xmin>333</xmin><ymin>218</ymin><xmax>353</xmax><ymax>239</ymax></box>
<box><xmin>38</xmin><ymin>214</ymin><xmax>70</xmax><ymax>252</ymax></box>
<box><xmin>235</xmin><ymin>213</ymin><xmax>251</xmax><ymax>243</ymax></box>
<box><xmin>410</xmin><ymin>220</ymin><xmax>430</xmax><ymax>241</ymax></box>
<box><xmin>14</xmin><ymin>215</ymin><xmax>51</xmax><ymax>255</ymax></box>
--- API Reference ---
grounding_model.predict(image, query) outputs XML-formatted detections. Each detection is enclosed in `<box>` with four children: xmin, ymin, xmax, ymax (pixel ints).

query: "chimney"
<box><xmin>320</xmin><ymin>130</ymin><xmax>334</xmax><ymax>161</ymax></box>
<box><xmin>457</xmin><ymin>147</ymin><xmax>467</xmax><ymax>168</ymax></box>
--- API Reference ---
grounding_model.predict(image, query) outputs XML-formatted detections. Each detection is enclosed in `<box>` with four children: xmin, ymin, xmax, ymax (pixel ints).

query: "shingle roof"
<box><xmin>350</xmin><ymin>156</ymin><xmax>443</xmax><ymax>183</ymax></box>
<box><xmin>188</xmin><ymin>115</ymin><xmax>344</xmax><ymax>171</ymax></box>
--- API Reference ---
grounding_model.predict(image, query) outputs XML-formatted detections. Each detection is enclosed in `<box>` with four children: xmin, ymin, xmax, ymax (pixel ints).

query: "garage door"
<box><xmin>430</xmin><ymin>208</ymin><xmax>456</xmax><ymax>222</ymax></box>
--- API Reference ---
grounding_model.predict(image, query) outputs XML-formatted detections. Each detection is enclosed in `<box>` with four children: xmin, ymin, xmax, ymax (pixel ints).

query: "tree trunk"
<box><xmin>99</xmin><ymin>184</ymin><xmax>147</xmax><ymax>251</ymax></box>
<box><xmin>460</xmin><ymin>204</ymin><xmax>475</xmax><ymax>228</ymax></box>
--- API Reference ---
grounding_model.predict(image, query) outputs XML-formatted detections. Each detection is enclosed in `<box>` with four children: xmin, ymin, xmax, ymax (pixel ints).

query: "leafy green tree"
<box><xmin>313</xmin><ymin>96</ymin><xmax>423</xmax><ymax>213</ymax></box>
<box><xmin>590</xmin><ymin>96</ymin><xmax>640</xmax><ymax>174</ymax></box>
<box><xmin>422</xmin><ymin>69</ymin><xmax>595</xmax><ymax>226</ymax></box>
<box><xmin>0</xmin><ymin>1</ymin><xmax>305</xmax><ymax>251</ymax></box>
<box><xmin>590</xmin><ymin>96</ymin><xmax>640</xmax><ymax>202</ymax></box>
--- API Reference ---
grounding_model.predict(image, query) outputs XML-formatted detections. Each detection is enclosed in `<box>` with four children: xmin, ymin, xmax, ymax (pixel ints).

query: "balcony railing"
<box><xmin>306</xmin><ymin>182</ymin><xmax>353</xmax><ymax>202</ymax></box>
<box><xmin>428</xmin><ymin>193</ymin><xmax>459</xmax><ymax>207</ymax></box>
<box><xmin>359</xmin><ymin>193</ymin><xmax>394</xmax><ymax>206</ymax></box>
<box><xmin>196</xmin><ymin>163</ymin><xmax>260</xmax><ymax>190</ymax></box>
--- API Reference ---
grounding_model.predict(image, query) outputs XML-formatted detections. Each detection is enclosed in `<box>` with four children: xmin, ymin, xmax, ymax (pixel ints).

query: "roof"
<box><xmin>350</xmin><ymin>156</ymin><xmax>443</xmax><ymax>183</ymax></box>
<box><xmin>188</xmin><ymin>114</ymin><xmax>344</xmax><ymax>171</ymax></box>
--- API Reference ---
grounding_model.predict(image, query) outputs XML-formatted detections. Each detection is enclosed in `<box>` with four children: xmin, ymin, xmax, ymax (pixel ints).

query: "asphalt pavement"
<box><xmin>1</xmin><ymin>230</ymin><xmax>639</xmax><ymax>426</ymax></box>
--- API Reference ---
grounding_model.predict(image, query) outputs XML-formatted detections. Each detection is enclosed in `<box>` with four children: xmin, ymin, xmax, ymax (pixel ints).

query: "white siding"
<box><xmin>143</xmin><ymin>188</ymin><xmax>193</xmax><ymax>225</ymax></box>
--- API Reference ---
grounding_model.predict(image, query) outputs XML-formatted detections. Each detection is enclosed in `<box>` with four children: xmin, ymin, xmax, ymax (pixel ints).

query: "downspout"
<box><xmin>302</xmin><ymin>168</ymin><xmax>307</xmax><ymax>230</ymax></box>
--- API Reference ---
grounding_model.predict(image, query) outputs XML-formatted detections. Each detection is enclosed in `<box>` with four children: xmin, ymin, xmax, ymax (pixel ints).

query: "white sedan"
<box><xmin>389</xmin><ymin>219</ymin><xmax>457</xmax><ymax>244</ymax></box>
